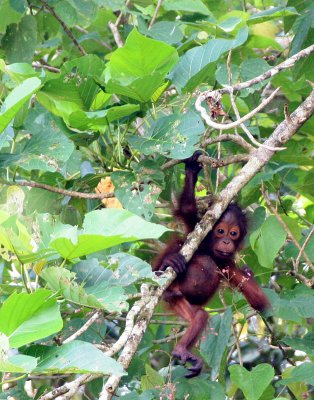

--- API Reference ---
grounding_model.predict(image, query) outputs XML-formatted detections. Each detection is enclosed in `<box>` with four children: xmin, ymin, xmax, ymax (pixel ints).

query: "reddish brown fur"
<box><xmin>153</xmin><ymin>152</ymin><xmax>270</xmax><ymax>377</ymax></box>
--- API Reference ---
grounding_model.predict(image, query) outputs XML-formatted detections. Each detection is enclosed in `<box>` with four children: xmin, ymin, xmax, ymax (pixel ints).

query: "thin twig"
<box><xmin>148</xmin><ymin>0</ymin><xmax>163</xmax><ymax>29</ymax></box>
<box><xmin>295</xmin><ymin>226</ymin><xmax>314</xmax><ymax>271</ymax></box>
<box><xmin>6</xmin><ymin>180</ymin><xmax>115</xmax><ymax>199</ymax></box>
<box><xmin>202</xmin><ymin>133</ymin><xmax>254</xmax><ymax>153</ymax></box>
<box><xmin>115</xmin><ymin>0</ymin><xmax>131</xmax><ymax>27</ymax></box>
<box><xmin>39</xmin><ymin>0</ymin><xmax>86</xmax><ymax>55</ymax></box>
<box><xmin>153</xmin><ymin>331</ymin><xmax>185</xmax><ymax>344</ymax></box>
<box><xmin>32</xmin><ymin>62</ymin><xmax>60</xmax><ymax>73</ymax></box>
<box><xmin>63</xmin><ymin>311</ymin><xmax>102</xmax><ymax>344</ymax></box>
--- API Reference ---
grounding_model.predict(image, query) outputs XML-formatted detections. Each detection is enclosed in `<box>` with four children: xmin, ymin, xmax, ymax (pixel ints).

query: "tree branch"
<box><xmin>6</xmin><ymin>180</ymin><xmax>115</xmax><ymax>199</ymax></box>
<box><xmin>39</xmin><ymin>0</ymin><xmax>86</xmax><ymax>56</ymax></box>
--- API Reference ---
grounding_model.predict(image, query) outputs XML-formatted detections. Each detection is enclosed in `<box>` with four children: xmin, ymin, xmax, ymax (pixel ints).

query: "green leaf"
<box><xmin>282</xmin><ymin>332</ymin><xmax>314</xmax><ymax>357</ymax></box>
<box><xmin>49</xmin><ymin>209</ymin><xmax>170</xmax><ymax>260</ymax></box>
<box><xmin>217</xmin><ymin>16</ymin><xmax>243</xmax><ymax>32</ymax></box>
<box><xmin>200</xmin><ymin>308</ymin><xmax>232</xmax><ymax>376</ymax></box>
<box><xmin>175</xmin><ymin>379</ymin><xmax>225</xmax><ymax>400</ymax></box>
<box><xmin>290</xmin><ymin>7</ymin><xmax>314</xmax><ymax>56</ymax></box>
<box><xmin>0</xmin><ymin>289</ymin><xmax>63</xmax><ymax>348</ymax></box>
<box><xmin>0</xmin><ymin>0</ymin><xmax>26</xmax><ymax>34</ymax></box>
<box><xmin>144</xmin><ymin>21</ymin><xmax>183</xmax><ymax>45</ymax></box>
<box><xmin>128</xmin><ymin>111</ymin><xmax>205</xmax><ymax>159</ymax></box>
<box><xmin>171</xmin><ymin>26</ymin><xmax>248</xmax><ymax>92</ymax></box>
<box><xmin>248</xmin><ymin>7</ymin><xmax>299</xmax><ymax>24</ymax></box>
<box><xmin>250</xmin><ymin>216</ymin><xmax>286</xmax><ymax>268</ymax></box>
<box><xmin>55</xmin><ymin>0</ymin><xmax>97</xmax><ymax>26</ymax></box>
<box><xmin>247</xmin><ymin>35</ymin><xmax>283</xmax><ymax>51</ymax></box>
<box><xmin>111</xmin><ymin>171</ymin><xmax>161</xmax><ymax>220</ymax></box>
<box><xmin>0</xmin><ymin>77</ymin><xmax>41</xmax><ymax>133</ymax></box>
<box><xmin>0</xmin><ymin>353</ymin><xmax>37</xmax><ymax>373</ymax></box>
<box><xmin>108</xmin><ymin>253</ymin><xmax>154</xmax><ymax>285</ymax></box>
<box><xmin>61</xmin><ymin>55</ymin><xmax>105</xmax><ymax>109</ymax></box>
<box><xmin>163</xmin><ymin>0</ymin><xmax>210</xmax><ymax>15</ymax></box>
<box><xmin>1</xmin><ymin>105</ymin><xmax>75</xmax><ymax>171</ymax></box>
<box><xmin>73</xmin><ymin>254</ymin><xmax>153</xmax><ymax>288</ymax></box>
<box><xmin>0</xmin><ymin>332</ymin><xmax>37</xmax><ymax>373</ymax></box>
<box><xmin>0</xmin><ymin>62</ymin><xmax>39</xmax><ymax>83</ymax></box>
<box><xmin>240</xmin><ymin>58</ymin><xmax>270</xmax><ymax>93</ymax></box>
<box><xmin>26</xmin><ymin>341</ymin><xmax>126</xmax><ymax>375</ymax></box>
<box><xmin>141</xmin><ymin>365</ymin><xmax>164</xmax><ymax>391</ymax></box>
<box><xmin>278</xmin><ymin>363</ymin><xmax>314</xmax><ymax>386</ymax></box>
<box><xmin>229</xmin><ymin>364</ymin><xmax>274</xmax><ymax>400</ymax></box>
<box><xmin>2</xmin><ymin>15</ymin><xmax>37</xmax><ymax>63</ymax></box>
<box><xmin>37</xmin><ymin>77</ymin><xmax>84</xmax><ymax>124</ymax></box>
<box><xmin>267</xmin><ymin>286</ymin><xmax>314</xmax><ymax>323</ymax></box>
<box><xmin>105</xmin><ymin>28</ymin><xmax>179</xmax><ymax>102</ymax></box>
<box><xmin>0</xmin><ymin>211</ymin><xmax>33</xmax><ymax>260</ymax></box>
<box><xmin>41</xmin><ymin>267</ymin><xmax>128</xmax><ymax>312</ymax></box>
<box><xmin>68</xmin><ymin>104</ymin><xmax>140</xmax><ymax>131</ymax></box>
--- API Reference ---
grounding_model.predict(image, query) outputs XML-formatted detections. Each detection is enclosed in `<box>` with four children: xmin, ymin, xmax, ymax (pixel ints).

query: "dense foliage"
<box><xmin>0</xmin><ymin>0</ymin><xmax>313</xmax><ymax>399</ymax></box>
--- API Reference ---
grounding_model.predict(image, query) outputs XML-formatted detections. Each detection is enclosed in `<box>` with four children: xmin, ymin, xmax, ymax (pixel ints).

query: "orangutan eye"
<box><xmin>230</xmin><ymin>231</ymin><xmax>238</xmax><ymax>237</ymax></box>
<box><xmin>217</xmin><ymin>228</ymin><xmax>224</xmax><ymax>234</ymax></box>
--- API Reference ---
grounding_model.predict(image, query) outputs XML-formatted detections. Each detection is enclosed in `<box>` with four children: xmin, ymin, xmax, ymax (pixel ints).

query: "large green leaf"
<box><xmin>248</xmin><ymin>7</ymin><xmax>298</xmax><ymax>24</ymax></box>
<box><xmin>49</xmin><ymin>209</ymin><xmax>170</xmax><ymax>260</ymax></box>
<box><xmin>2</xmin><ymin>15</ymin><xmax>37</xmax><ymax>63</ymax></box>
<box><xmin>55</xmin><ymin>0</ymin><xmax>97</xmax><ymax>26</ymax></box>
<box><xmin>128</xmin><ymin>111</ymin><xmax>205</xmax><ymax>159</ymax></box>
<box><xmin>250</xmin><ymin>216</ymin><xmax>286</xmax><ymax>269</ymax></box>
<box><xmin>175</xmin><ymin>379</ymin><xmax>225</xmax><ymax>400</ymax></box>
<box><xmin>0</xmin><ymin>76</ymin><xmax>41</xmax><ymax>133</ymax></box>
<box><xmin>105</xmin><ymin>28</ymin><xmax>179</xmax><ymax>102</ymax></box>
<box><xmin>144</xmin><ymin>21</ymin><xmax>183</xmax><ymax>45</ymax></box>
<box><xmin>171</xmin><ymin>26</ymin><xmax>248</xmax><ymax>92</ymax></box>
<box><xmin>68</xmin><ymin>104</ymin><xmax>140</xmax><ymax>131</ymax></box>
<box><xmin>0</xmin><ymin>106</ymin><xmax>75</xmax><ymax>171</ymax></box>
<box><xmin>0</xmin><ymin>0</ymin><xmax>26</xmax><ymax>34</ymax></box>
<box><xmin>111</xmin><ymin>171</ymin><xmax>161</xmax><ymax>220</ymax></box>
<box><xmin>0</xmin><ymin>289</ymin><xmax>63</xmax><ymax>348</ymax></box>
<box><xmin>267</xmin><ymin>285</ymin><xmax>314</xmax><ymax>323</ymax></box>
<box><xmin>282</xmin><ymin>332</ymin><xmax>314</xmax><ymax>357</ymax></box>
<box><xmin>229</xmin><ymin>364</ymin><xmax>274</xmax><ymax>400</ymax></box>
<box><xmin>200</xmin><ymin>308</ymin><xmax>232</xmax><ymax>377</ymax></box>
<box><xmin>0</xmin><ymin>61</ymin><xmax>39</xmax><ymax>83</ymax></box>
<box><xmin>279</xmin><ymin>363</ymin><xmax>314</xmax><ymax>386</ymax></box>
<box><xmin>61</xmin><ymin>55</ymin><xmax>105</xmax><ymax>109</ymax></box>
<box><xmin>37</xmin><ymin>77</ymin><xmax>84</xmax><ymax>124</ymax></box>
<box><xmin>240</xmin><ymin>58</ymin><xmax>271</xmax><ymax>93</ymax></box>
<box><xmin>25</xmin><ymin>341</ymin><xmax>126</xmax><ymax>375</ymax></box>
<box><xmin>0</xmin><ymin>332</ymin><xmax>37</xmax><ymax>373</ymax></box>
<box><xmin>73</xmin><ymin>254</ymin><xmax>154</xmax><ymax>288</ymax></box>
<box><xmin>41</xmin><ymin>267</ymin><xmax>128</xmax><ymax>312</ymax></box>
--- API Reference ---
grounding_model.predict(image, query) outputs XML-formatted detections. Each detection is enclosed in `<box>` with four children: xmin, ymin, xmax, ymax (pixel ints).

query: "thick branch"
<box><xmin>180</xmin><ymin>90</ymin><xmax>314</xmax><ymax>262</ymax></box>
<box><xmin>202</xmin><ymin>133</ymin><xmax>255</xmax><ymax>153</ymax></box>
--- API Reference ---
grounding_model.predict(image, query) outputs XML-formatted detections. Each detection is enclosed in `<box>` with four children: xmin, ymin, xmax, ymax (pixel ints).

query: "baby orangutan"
<box><xmin>154</xmin><ymin>152</ymin><xmax>270</xmax><ymax>377</ymax></box>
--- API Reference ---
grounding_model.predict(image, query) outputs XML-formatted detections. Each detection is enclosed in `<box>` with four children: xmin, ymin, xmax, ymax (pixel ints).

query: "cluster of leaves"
<box><xmin>0</xmin><ymin>0</ymin><xmax>313</xmax><ymax>399</ymax></box>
